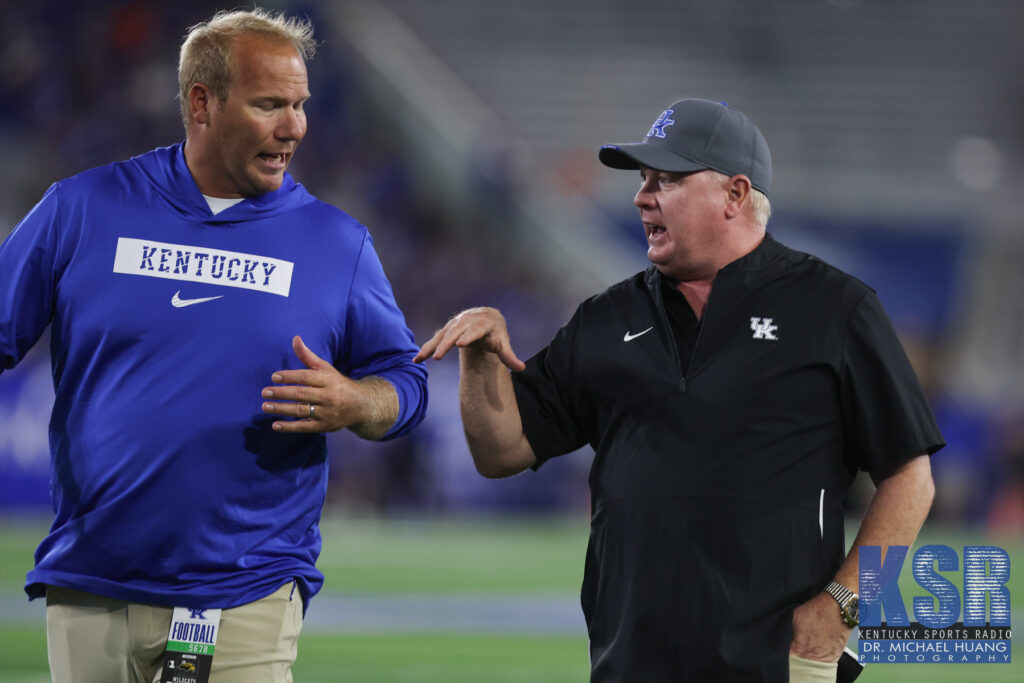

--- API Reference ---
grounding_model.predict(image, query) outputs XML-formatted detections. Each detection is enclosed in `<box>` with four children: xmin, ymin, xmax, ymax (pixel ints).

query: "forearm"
<box><xmin>458</xmin><ymin>347</ymin><xmax>535</xmax><ymax>478</ymax></box>
<box><xmin>347</xmin><ymin>376</ymin><xmax>399</xmax><ymax>440</ymax></box>
<box><xmin>835</xmin><ymin>454</ymin><xmax>935</xmax><ymax>591</ymax></box>
<box><xmin>790</xmin><ymin>455</ymin><xmax>934</xmax><ymax>659</ymax></box>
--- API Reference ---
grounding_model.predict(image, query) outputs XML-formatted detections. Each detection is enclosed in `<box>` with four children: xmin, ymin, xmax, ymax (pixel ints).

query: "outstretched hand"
<box><xmin>413</xmin><ymin>307</ymin><xmax>526</xmax><ymax>371</ymax></box>
<box><xmin>261</xmin><ymin>335</ymin><xmax>365</xmax><ymax>433</ymax></box>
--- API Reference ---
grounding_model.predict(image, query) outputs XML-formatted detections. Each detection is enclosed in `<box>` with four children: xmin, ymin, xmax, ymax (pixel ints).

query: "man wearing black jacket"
<box><xmin>416</xmin><ymin>99</ymin><xmax>942</xmax><ymax>682</ymax></box>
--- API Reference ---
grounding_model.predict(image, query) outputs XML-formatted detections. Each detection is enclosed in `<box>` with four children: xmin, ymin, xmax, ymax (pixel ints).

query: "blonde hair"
<box><xmin>711</xmin><ymin>170</ymin><xmax>773</xmax><ymax>227</ymax></box>
<box><xmin>178</xmin><ymin>8</ymin><xmax>316</xmax><ymax>129</ymax></box>
<box><xmin>749</xmin><ymin>188</ymin><xmax>772</xmax><ymax>227</ymax></box>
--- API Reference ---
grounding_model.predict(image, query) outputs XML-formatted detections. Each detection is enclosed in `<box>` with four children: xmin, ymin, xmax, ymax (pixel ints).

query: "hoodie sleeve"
<box><xmin>0</xmin><ymin>183</ymin><xmax>65</xmax><ymax>375</ymax></box>
<box><xmin>337</xmin><ymin>231</ymin><xmax>427</xmax><ymax>440</ymax></box>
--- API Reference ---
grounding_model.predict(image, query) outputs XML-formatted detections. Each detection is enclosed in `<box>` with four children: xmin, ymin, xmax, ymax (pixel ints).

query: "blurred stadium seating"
<box><xmin>2</xmin><ymin>0</ymin><xmax>1022</xmax><ymax>530</ymax></box>
<box><xmin>2</xmin><ymin>1</ymin><xmax>1023</xmax><ymax>680</ymax></box>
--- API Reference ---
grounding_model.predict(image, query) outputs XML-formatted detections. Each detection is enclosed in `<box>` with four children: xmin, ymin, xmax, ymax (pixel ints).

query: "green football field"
<box><xmin>0</xmin><ymin>514</ymin><xmax>1020</xmax><ymax>682</ymax></box>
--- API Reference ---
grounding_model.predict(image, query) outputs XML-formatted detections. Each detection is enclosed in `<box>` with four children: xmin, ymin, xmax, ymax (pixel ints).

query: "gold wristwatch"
<box><xmin>824</xmin><ymin>580</ymin><xmax>859</xmax><ymax>627</ymax></box>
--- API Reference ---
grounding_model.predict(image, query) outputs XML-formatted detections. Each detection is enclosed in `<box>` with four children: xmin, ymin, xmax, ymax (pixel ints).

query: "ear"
<box><xmin>723</xmin><ymin>174</ymin><xmax>752</xmax><ymax>219</ymax></box>
<box><xmin>187</xmin><ymin>83</ymin><xmax>215</xmax><ymax>126</ymax></box>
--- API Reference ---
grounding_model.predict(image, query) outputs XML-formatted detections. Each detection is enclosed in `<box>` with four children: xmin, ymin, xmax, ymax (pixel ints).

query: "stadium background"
<box><xmin>1</xmin><ymin>0</ymin><xmax>1021</xmax><ymax>680</ymax></box>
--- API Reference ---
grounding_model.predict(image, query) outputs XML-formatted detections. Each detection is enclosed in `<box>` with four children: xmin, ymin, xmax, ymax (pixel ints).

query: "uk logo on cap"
<box><xmin>647</xmin><ymin>109</ymin><xmax>675</xmax><ymax>139</ymax></box>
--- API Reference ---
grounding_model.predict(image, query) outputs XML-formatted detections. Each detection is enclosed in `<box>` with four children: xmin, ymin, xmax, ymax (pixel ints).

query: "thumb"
<box><xmin>498</xmin><ymin>345</ymin><xmax>527</xmax><ymax>372</ymax></box>
<box><xmin>293</xmin><ymin>335</ymin><xmax>329</xmax><ymax>370</ymax></box>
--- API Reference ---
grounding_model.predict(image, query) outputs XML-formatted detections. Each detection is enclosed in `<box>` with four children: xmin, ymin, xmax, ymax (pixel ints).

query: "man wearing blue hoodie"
<box><xmin>0</xmin><ymin>9</ymin><xmax>427</xmax><ymax>683</ymax></box>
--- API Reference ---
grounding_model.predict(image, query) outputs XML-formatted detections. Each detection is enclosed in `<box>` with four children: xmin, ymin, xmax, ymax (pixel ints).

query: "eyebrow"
<box><xmin>640</xmin><ymin>167</ymin><xmax>674</xmax><ymax>179</ymax></box>
<box><xmin>253</xmin><ymin>94</ymin><xmax>310</xmax><ymax>106</ymax></box>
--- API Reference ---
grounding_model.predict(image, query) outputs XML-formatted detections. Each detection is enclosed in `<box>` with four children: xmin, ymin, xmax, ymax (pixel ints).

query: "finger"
<box><xmin>271</xmin><ymin>369</ymin><xmax>328</xmax><ymax>388</ymax></box>
<box><xmin>452</xmin><ymin>323</ymin><xmax>497</xmax><ymax>350</ymax></box>
<box><xmin>497</xmin><ymin>344</ymin><xmax>527</xmax><ymax>372</ymax></box>
<box><xmin>413</xmin><ymin>329</ymin><xmax>445</xmax><ymax>363</ymax></box>
<box><xmin>262</xmin><ymin>400</ymin><xmax>315</xmax><ymax>419</ymax></box>
<box><xmin>261</xmin><ymin>384</ymin><xmax>320</xmax><ymax>402</ymax></box>
<box><xmin>430</xmin><ymin>323</ymin><xmax>473</xmax><ymax>360</ymax></box>
<box><xmin>293</xmin><ymin>335</ymin><xmax>330</xmax><ymax>371</ymax></box>
<box><xmin>271</xmin><ymin>417</ymin><xmax>322</xmax><ymax>433</ymax></box>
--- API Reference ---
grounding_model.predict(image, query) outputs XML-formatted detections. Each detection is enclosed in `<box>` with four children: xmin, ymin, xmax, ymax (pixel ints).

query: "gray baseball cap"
<box><xmin>599</xmin><ymin>98</ymin><xmax>772</xmax><ymax>196</ymax></box>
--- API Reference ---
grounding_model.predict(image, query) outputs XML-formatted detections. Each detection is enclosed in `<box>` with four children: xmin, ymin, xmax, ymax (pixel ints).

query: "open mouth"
<box><xmin>645</xmin><ymin>222</ymin><xmax>667</xmax><ymax>237</ymax></box>
<box><xmin>257</xmin><ymin>152</ymin><xmax>288</xmax><ymax>167</ymax></box>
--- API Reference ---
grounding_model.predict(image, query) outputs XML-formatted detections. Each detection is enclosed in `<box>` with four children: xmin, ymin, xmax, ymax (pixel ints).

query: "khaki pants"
<box><xmin>46</xmin><ymin>582</ymin><xmax>303</xmax><ymax>683</ymax></box>
<box><xmin>789</xmin><ymin>653</ymin><xmax>839</xmax><ymax>683</ymax></box>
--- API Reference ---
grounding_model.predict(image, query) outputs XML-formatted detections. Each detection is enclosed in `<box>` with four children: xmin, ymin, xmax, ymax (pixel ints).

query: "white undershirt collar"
<box><xmin>203</xmin><ymin>194</ymin><xmax>245</xmax><ymax>215</ymax></box>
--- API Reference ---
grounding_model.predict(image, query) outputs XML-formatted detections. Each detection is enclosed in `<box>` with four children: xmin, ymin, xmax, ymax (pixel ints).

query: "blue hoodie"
<box><xmin>0</xmin><ymin>144</ymin><xmax>427</xmax><ymax>609</ymax></box>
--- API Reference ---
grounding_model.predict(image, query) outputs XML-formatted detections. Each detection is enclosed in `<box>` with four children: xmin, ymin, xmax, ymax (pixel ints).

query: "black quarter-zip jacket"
<box><xmin>512</xmin><ymin>234</ymin><xmax>943</xmax><ymax>682</ymax></box>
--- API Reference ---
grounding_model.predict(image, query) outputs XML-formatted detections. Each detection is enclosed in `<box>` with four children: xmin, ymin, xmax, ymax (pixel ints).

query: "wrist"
<box><xmin>823</xmin><ymin>580</ymin><xmax>859</xmax><ymax>627</ymax></box>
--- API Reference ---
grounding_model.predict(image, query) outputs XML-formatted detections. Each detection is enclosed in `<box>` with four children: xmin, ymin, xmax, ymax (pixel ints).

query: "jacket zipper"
<box><xmin>652</xmin><ymin>278</ymin><xmax>686</xmax><ymax>393</ymax></box>
<box><xmin>685</xmin><ymin>293</ymin><xmax>714</xmax><ymax>393</ymax></box>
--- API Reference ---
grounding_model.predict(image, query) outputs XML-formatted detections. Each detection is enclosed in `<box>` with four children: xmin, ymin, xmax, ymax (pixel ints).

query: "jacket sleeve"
<box><xmin>511</xmin><ymin>305</ymin><xmax>588</xmax><ymax>468</ymax></box>
<box><xmin>337</xmin><ymin>231</ymin><xmax>427</xmax><ymax>440</ymax></box>
<box><xmin>839</xmin><ymin>290</ymin><xmax>945</xmax><ymax>471</ymax></box>
<box><xmin>0</xmin><ymin>183</ymin><xmax>65</xmax><ymax>375</ymax></box>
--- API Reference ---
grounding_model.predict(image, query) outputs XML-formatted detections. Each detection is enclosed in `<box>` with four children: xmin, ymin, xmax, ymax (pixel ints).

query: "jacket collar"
<box><xmin>644</xmin><ymin>232</ymin><xmax>791</xmax><ymax>290</ymax></box>
<box><xmin>643</xmin><ymin>233</ymin><xmax>804</xmax><ymax>330</ymax></box>
<box><xmin>719</xmin><ymin>232</ymin><xmax>789</xmax><ymax>273</ymax></box>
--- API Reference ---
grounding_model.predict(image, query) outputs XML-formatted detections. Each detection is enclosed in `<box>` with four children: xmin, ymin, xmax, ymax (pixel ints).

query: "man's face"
<box><xmin>634</xmin><ymin>167</ymin><xmax>730</xmax><ymax>281</ymax></box>
<box><xmin>203</xmin><ymin>35</ymin><xmax>310</xmax><ymax>197</ymax></box>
